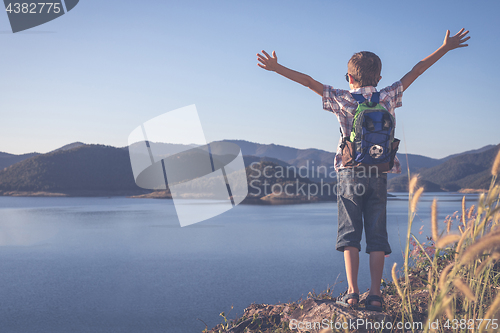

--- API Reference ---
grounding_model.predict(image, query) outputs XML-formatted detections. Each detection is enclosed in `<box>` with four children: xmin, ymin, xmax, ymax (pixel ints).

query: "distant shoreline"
<box><xmin>0</xmin><ymin>190</ymin><xmax>151</xmax><ymax>198</ymax></box>
<box><xmin>0</xmin><ymin>189</ymin><xmax>487</xmax><ymax>196</ymax></box>
<box><xmin>0</xmin><ymin>190</ymin><xmax>336</xmax><ymax>204</ymax></box>
<box><xmin>0</xmin><ymin>190</ymin><xmax>453</xmax><ymax>202</ymax></box>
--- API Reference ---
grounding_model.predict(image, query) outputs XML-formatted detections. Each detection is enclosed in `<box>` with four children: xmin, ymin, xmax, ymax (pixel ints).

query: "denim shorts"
<box><xmin>336</xmin><ymin>168</ymin><xmax>392</xmax><ymax>255</ymax></box>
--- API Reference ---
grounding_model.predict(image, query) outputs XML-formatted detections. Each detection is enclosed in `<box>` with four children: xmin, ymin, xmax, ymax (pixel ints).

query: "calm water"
<box><xmin>0</xmin><ymin>193</ymin><xmax>479</xmax><ymax>333</ymax></box>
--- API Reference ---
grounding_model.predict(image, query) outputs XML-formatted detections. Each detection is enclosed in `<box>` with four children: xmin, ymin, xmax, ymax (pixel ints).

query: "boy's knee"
<box><xmin>337</xmin><ymin>244</ymin><xmax>361</xmax><ymax>252</ymax></box>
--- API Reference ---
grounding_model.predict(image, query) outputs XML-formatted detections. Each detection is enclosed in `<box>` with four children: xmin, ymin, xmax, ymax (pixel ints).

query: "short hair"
<box><xmin>347</xmin><ymin>51</ymin><xmax>382</xmax><ymax>87</ymax></box>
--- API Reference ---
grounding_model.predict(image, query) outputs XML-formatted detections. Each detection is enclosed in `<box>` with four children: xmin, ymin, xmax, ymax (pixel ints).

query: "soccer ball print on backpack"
<box><xmin>340</xmin><ymin>92</ymin><xmax>400</xmax><ymax>172</ymax></box>
<box><xmin>369</xmin><ymin>145</ymin><xmax>384</xmax><ymax>159</ymax></box>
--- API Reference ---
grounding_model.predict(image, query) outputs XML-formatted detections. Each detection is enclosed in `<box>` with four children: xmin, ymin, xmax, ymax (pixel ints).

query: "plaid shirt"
<box><xmin>323</xmin><ymin>81</ymin><xmax>403</xmax><ymax>173</ymax></box>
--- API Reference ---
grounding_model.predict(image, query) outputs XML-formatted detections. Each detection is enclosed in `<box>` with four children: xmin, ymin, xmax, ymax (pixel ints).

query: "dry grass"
<box><xmin>392</xmin><ymin>149</ymin><xmax>500</xmax><ymax>333</ymax></box>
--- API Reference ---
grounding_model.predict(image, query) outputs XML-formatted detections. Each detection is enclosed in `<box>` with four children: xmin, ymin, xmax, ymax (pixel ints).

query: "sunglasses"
<box><xmin>345</xmin><ymin>73</ymin><xmax>358</xmax><ymax>82</ymax></box>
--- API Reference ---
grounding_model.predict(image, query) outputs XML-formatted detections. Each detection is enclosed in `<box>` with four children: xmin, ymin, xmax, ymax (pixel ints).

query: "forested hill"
<box><xmin>388</xmin><ymin>144</ymin><xmax>500</xmax><ymax>192</ymax></box>
<box><xmin>0</xmin><ymin>145</ymin><xmax>143</xmax><ymax>195</ymax></box>
<box><xmin>0</xmin><ymin>152</ymin><xmax>39</xmax><ymax>171</ymax></box>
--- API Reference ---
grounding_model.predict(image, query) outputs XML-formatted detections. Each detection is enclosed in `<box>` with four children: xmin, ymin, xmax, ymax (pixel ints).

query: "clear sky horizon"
<box><xmin>1</xmin><ymin>0</ymin><xmax>499</xmax><ymax>158</ymax></box>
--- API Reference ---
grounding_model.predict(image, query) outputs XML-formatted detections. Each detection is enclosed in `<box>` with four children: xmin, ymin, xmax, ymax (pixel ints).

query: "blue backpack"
<box><xmin>340</xmin><ymin>92</ymin><xmax>400</xmax><ymax>172</ymax></box>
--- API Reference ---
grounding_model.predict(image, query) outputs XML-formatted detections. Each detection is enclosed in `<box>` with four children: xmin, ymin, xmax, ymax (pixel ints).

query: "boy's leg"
<box><xmin>344</xmin><ymin>246</ymin><xmax>360</xmax><ymax>304</ymax></box>
<box><xmin>364</xmin><ymin>172</ymin><xmax>391</xmax><ymax>307</ymax></box>
<box><xmin>337</xmin><ymin>169</ymin><xmax>365</xmax><ymax>305</ymax></box>
<box><xmin>369</xmin><ymin>251</ymin><xmax>385</xmax><ymax>306</ymax></box>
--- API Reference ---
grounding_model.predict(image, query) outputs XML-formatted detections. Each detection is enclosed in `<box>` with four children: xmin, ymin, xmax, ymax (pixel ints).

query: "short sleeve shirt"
<box><xmin>322</xmin><ymin>81</ymin><xmax>403</xmax><ymax>173</ymax></box>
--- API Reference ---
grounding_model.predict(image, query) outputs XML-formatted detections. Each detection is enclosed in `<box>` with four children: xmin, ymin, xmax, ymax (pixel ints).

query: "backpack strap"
<box><xmin>351</xmin><ymin>92</ymin><xmax>380</xmax><ymax>104</ymax></box>
<box><xmin>344</xmin><ymin>93</ymin><xmax>366</xmax><ymax>139</ymax></box>
<box><xmin>351</xmin><ymin>93</ymin><xmax>366</xmax><ymax>104</ymax></box>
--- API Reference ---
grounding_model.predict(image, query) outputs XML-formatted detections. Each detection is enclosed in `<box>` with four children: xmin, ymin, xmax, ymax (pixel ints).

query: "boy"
<box><xmin>257</xmin><ymin>29</ymin><xmax>469</xmax><ymax>311</ymax></box>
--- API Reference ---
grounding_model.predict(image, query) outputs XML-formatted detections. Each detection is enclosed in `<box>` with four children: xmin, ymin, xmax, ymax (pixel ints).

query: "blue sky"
<box><xmin>1</xmin><ymin>0</ymin><xmax>498</xmax><ymax>158</ymax></box>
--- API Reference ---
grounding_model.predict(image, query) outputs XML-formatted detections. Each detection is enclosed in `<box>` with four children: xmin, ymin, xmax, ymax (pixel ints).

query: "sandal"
<box><xmin>336</xmin><ymin>291</ymin><xmax>359</xmax><ymax>308</ymax></box>
<box><xmin>365</xmin><ymin>294</ymin><xmax>384</xmax><ymax>312</ymax></box>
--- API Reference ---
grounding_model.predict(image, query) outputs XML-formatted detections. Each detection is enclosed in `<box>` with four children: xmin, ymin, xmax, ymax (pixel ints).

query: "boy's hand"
<box><xmin>257</xmin><ymin>50</ymin><xmax>279</xmax><ymax>72</ymax></box>
<box><xmin>442</xmin><ymin>28</ymin><xmax>470</xmax><ymax>51</ymax></box>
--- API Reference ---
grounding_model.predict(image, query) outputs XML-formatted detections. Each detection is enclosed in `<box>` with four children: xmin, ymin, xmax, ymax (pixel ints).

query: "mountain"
<box><xmin>127</xmin><ymin>141</ymin><xmax>200</xmax><ymax>159</ymax></box>
<box><xmin>386</xmin><ymin>176</ymin><xmax>443</xmax><ymax>192</ymax></box>
<box><xmin>222</xmin><ymin>139</ymin><xmax>336</xmax><ymax>169</ymax></box>
<box><xmin>388</xmin><ymin>144</ymin><xmax>500</xmax><ymax>192</ymax></box>
<box><xmin>0</xmin><ymin>144</ymin><xmax>145</xmax><ymax>196</ymax></box>
<box><xmin>0</xmin><ymin>141</ymin><xmax>86</xmax><ymax>171</ymax></box>
<box><xmin>421</xmin><ymin>144</ymin><xmax>500</xmax><ymax>191</ymax></box>
<box><xmin>50</xmin><ymin>142</ymin><xmax>86</xmax><ymax>153</ymax></box>
<box><xmin>440</xmin><ymin>144</ymin><xmax>496</xmax><ymax>162</ymax></box>
<box><xmin>390</xmin><ymin>153</ymin><xmax>442</xmax><ymax>179</ymax></box>
<box><xmin>0</xmin><ymin>152</ymin><xmax>40</xmax><ymax>171</ymax></box>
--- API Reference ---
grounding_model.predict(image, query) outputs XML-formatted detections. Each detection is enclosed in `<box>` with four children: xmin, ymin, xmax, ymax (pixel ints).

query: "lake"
<box><xmin>0</xmin><ymin>193</ymin><xmax>480</xmax><ymax>332</ymax></box>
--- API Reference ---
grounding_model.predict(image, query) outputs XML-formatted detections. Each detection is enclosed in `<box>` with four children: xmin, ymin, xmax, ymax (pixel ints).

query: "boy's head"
<box><xmin>347</xmin><ymin>51</ymin><xmax>382</xmax><ymax>88</ymax></box>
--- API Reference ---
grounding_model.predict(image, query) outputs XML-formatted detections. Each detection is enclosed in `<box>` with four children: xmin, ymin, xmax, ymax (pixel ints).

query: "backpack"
<box><xmin>340</xmin><ymin>92</ymin><xmax>400</xmax><ymax>172</ymax></box>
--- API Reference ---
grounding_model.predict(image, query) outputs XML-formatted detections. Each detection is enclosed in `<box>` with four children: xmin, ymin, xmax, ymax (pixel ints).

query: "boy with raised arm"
<box><xmin>257</xmin><ymin>29</ymin><xmax>469</xmax><ymax>311</ymax></box>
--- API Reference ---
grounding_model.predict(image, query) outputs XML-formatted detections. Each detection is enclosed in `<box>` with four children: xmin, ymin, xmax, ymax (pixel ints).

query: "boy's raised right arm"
<box><xmin>400</xmin><ymin>28</ymin><xmax>470</xmax><ymax>92</ymax></box>
<box><xmin>257</xmin><ymin>50</ymin><xmax>324</xmax><ymax>96</ymax></box>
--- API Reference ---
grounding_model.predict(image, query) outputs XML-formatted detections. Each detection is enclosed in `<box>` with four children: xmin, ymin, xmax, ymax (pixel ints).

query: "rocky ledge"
<box><xmin>206</xmin><ymin>290</ymin><xmax>429</xmax><ymax>333</ymax></box>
